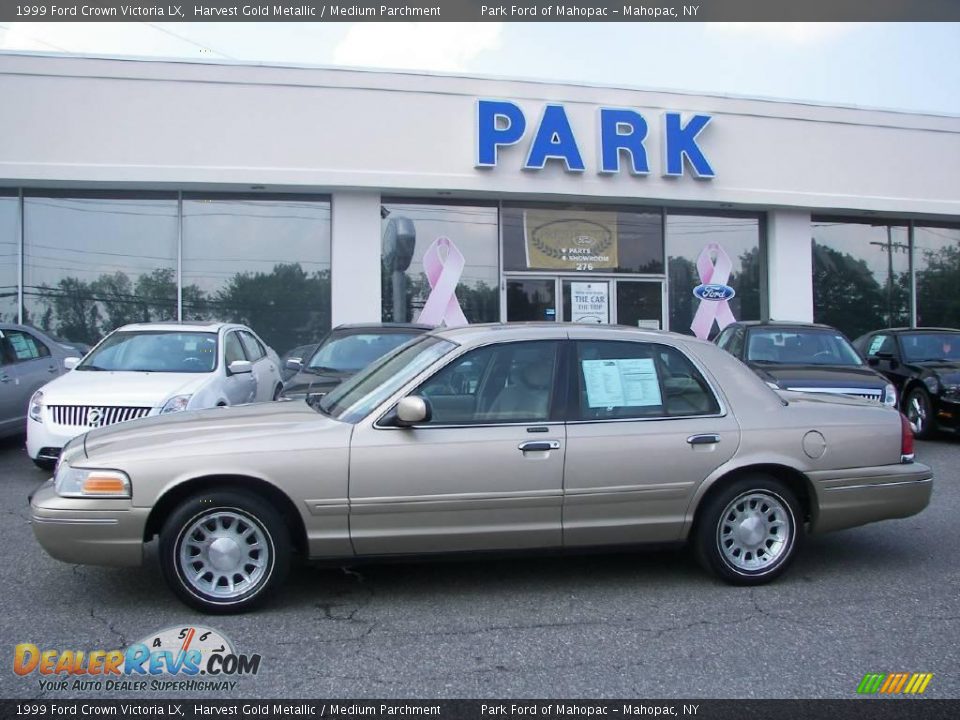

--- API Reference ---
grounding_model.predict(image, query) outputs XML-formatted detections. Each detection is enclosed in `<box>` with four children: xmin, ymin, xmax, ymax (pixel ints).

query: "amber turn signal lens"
<box><xmin>82</xmin><ymin>475</ymin><xmax>128</xmax><ymax>495</ymax></box>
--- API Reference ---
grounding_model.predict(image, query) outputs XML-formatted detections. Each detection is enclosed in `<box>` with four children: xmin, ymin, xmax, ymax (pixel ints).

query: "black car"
<box><xmin>853</xmin><ymin>327</ymin><xmax>960</xmax><ymax>439</ymax></box>
<box><xmin>715</xmin><ymin>321</ymin><xmax>896</xmax><ymax>407</ymax></box>
<box><xmin>281</xmin><ymin>323</ymin><xmax>432</xmax><ymax>400</ymax></box>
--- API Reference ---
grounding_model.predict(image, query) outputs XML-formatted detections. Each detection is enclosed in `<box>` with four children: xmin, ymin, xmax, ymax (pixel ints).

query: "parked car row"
<box><xmin>714</xmin><ymin>321</ymin><xmax>960</xmax><ymax>440</ymax></box>
<box><xmin>4</xmin><ymin>320</ymin><xmax>433</xmax><ymax>470</ymax></box>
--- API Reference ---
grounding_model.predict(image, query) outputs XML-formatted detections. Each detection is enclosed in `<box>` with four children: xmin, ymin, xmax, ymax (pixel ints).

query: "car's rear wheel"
<box><xmin>905</xmin><ymin>387</ymin><xmax>934</xmax><ymax>440</ymax></box>
<box><xmin>159</xmin><ymin>489</ymin><xmax>290</xmax><ymax>613</ymax></box>
<box><xmin>695</xmin><ymin>475</ymin><xmax>802</xmax><ymax>585</ymax></box>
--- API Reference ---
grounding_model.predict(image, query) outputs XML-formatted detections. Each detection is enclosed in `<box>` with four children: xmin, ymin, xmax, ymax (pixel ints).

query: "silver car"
<box><xmin>30</xmin><ymin>324</ymin><xmax>933</xmax><ymax>613</ymax></box>
<box><xmin>0</xmin><ymin>324</ymin><xmax>79</xmax><ymax>439</ymax></box>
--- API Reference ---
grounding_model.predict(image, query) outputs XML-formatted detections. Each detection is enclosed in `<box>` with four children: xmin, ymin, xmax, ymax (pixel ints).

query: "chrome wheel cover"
<box><xmin>177</xmin><ymin>510</ymin><xmax>270</xmax><ymax>600</ymax></box>
<box><xmin>717</xmin><ymin>491</ymin><xmax>792</xmax><ymax>573</ymax></box>
<box><xmin>907</xmin><ymin>393</ymin><xmax>927</xmax><ymax>435</ymax></box>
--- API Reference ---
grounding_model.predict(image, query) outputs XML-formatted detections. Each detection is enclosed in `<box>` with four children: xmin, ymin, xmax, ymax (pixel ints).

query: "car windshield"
<box><xmin>308</xmin><ymin>331</ymin><xmax>420</xmax><ymax>372</ymax></box>
<box><xmin>746</xmin><ymin>329</ymin><xmax>862</xmax><ymax>366</ymax></box>
<box><xmin>900</xmin><ymin>333</ymin><xmax>960</xmax><ymax>362</ymax></box>
<box><xmin>77</xmin><ymin>331</ymin><xmax>218</xmax><ymax>373</ymax></box>
<box><xmin>319</xmin><ymin>335</ymin><xmax>455</xmax><ymax>423</ymax></box>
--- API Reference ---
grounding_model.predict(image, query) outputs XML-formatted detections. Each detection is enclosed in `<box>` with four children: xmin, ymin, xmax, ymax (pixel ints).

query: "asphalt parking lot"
<box><xmin>1</xmin><ymin>434</ymin><xmax>957</xmax><ymax>701</ymax></box>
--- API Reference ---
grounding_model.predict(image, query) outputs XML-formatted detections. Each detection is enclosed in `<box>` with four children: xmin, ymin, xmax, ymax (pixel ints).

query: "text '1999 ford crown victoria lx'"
<box><xmin>30</xmin><ymin>324</ymin><xmax>933</xmax><ymax>613</ymax></box>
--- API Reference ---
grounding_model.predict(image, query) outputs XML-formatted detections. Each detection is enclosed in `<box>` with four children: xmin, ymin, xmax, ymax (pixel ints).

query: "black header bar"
<box><xmin>1</xmin><ymin>0</ymin><xmax>959</xmax><ymax>22</ymax></box>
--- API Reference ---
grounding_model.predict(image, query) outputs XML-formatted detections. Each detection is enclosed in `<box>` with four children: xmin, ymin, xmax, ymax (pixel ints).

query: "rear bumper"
<box><xmin>30</xmin><ymin>481</ymin><xmax>147</xmax><ymax>567</ymax></box>
<box><xmin>808</xmin><ymin>462</ymin><xmax>933</xmax><ymax>534</ymax></box>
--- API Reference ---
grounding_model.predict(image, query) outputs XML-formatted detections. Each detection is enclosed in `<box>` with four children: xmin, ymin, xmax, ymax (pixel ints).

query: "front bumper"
<box><xmin>934</xmin><ymin>397</ymin><xmax>960</xmax><ymax>434</ymax></box>
<box><xmin>30</xmin><ymin>481</ymin><xmax>148</xmax><ymax>567</ymax></box>
<box><xmin>808</xmin><ymin>462</ymin><xmax>933</xmax><ymax>534</ymax></box>
<box><xmin>25</xmin><ymin>417</ymin><xmax>79</xmax><ymax>461</ymax></box>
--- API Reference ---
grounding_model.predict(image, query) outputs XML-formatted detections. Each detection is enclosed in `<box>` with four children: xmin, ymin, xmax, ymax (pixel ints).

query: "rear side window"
<box><xmin>574</xmin><ymin>341</ymin><xmax>720</xmax><ymax>420</ymax></box>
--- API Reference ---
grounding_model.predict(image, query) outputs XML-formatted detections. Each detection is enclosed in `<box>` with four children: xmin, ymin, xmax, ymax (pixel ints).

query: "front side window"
<box><xmin>417</xmin><ymin>341</ymin><xmax>561</xmax><ymax>425</ymax></box>
<box><xmin>864</xmin><ymin>334</ymin><xmax>894</xmax><ymax>358</ymax></box>
<box><xmin>746</xmin><ymin>329</ymin><xmax>863</xmax><ymax>366</ymax></box>
<box><xmin>239</xmin><ymin>331</ymin><xmax>265</xmax><ymax>361</ymax></box>
<box><xmin>575</xmin><ymin>341</ymin><xmax>719</xmax><ymax>420</ymax></box>
<box><xmin>224</xmin><ymin>332</ymin><xmax>247</xmax><ymax>366</ymax></box>
<box><xmin>78</xmin><ymin>331</ymin><xmax>217</xmax><ymax>373</ymax></box>
<box><xmin>2</xmin><ymin>330</ymin><xmax>50</xmax><ymax>361</ymax></box>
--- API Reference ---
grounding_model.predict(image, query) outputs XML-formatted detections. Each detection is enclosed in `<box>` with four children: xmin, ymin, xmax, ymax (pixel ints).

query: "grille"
<box><xmin>49</xmin><ymin>405</ymin><xmax>152</xmax><ymax>428</ymax></box>
<box><xmin>786</xmin><ymin>387</ymin><xmax>883</xmax><ymax>401</ymax></box>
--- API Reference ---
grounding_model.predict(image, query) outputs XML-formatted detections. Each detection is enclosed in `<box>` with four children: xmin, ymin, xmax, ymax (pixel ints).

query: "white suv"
<box><xmin>26</xmin><ymin>322</ymin><xmax>282</xmax><ymax>469</ymax></box>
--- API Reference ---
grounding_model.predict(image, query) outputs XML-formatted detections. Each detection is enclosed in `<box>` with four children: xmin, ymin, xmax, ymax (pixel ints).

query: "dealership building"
<box><xmin>0</xmin><ymin>53</ymin><xmax>958</xmax><ymax>355</ymax></box>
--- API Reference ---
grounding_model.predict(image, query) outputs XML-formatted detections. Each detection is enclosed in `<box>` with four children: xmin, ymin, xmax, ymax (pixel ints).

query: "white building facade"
<box><xmin>0</xmin><ymin>54</ymin><xmax>958</xmax><ymax>354</ymax></box>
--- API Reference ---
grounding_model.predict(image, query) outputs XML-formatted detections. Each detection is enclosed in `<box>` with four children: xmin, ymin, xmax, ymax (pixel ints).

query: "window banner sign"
<box><xmin>417</xmin><ymin>236</ymin><xmax>469</xmax><ymax>327</ymax></box>
<box><xmin>570</xmin><ymin>282</ymin><xmax>609</xmax><ymax>324</ymax></box>
<box><xmin>690</xmin><ymin>242</ymin><xmax>737</xmax><ymax>339</ymax></box>
<box><xmin>523</xmin><ymin>209</ymin><xmax>619</xmax><ymax>271</ymax></box>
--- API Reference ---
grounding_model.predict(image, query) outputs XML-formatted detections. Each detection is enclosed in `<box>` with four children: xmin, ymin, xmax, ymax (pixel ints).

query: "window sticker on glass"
<box><xmin>868</xmin><ymin>336</ymin><xmax>885</xmax><ymax>355</ymax></box>
<box><xmin>582</xmin><ymin>358</ymin><xmax>662</xmax><ymax>408</ymax></box>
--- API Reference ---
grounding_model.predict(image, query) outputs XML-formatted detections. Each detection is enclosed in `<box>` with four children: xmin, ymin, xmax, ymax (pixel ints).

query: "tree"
<box><xmin>812</xmin><ymin>241</ymin><xmax>885</xmax><ymax>339</ymax></box>
<box><xmin>916</xmin><ymin>243</ymin><xmax>960</xmax><ymax>328</ymax></box>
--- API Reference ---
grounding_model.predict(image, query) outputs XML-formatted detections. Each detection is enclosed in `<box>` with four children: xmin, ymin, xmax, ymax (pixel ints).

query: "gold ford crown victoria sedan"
<box><xmin>30</xmin><ymin>324</ymin><xmax>933</xmax><ymax>613</ymax></box>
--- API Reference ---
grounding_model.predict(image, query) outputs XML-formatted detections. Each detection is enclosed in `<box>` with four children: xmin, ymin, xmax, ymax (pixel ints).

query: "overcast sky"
<box><xmin>0</xmin><ymin>22</ymin><xmax>958</xmax><ymax>114</ymax></box>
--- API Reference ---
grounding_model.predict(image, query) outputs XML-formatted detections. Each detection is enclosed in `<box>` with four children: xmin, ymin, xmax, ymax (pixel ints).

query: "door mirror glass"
<box><xmin>396</xmin><ymin>396</ymin><xmax>432</xmax><ymax>426</ymax></box>
<box><xmin>228</xmin><ymin>360</ymin><xmax>253</xmax><ymax>375</ymax></box>
<box><xmin>285</xmin><ymin>358</ymin><xmax>303</xmax><ymax>372</ymax></box>
<box><xmin>63</xmin><ymin>357</ymin><xmax>81</xmax><ymax>370</ymax></box>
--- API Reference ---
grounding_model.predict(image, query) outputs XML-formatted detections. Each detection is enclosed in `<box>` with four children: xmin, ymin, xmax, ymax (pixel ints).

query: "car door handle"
<box><xmin>687</xmin><ymin>434</ymin><xmax>721</xmax><ymax>445</ymax></box>
<box><xmin>47</xmin><ymin>366</ymin><xmax>58</xmax><ymax>374</ymax></box>
<box><xmin>518</xmin><ymin>440</ymin><xmax>560</xmax><ymax>452</ymax></box>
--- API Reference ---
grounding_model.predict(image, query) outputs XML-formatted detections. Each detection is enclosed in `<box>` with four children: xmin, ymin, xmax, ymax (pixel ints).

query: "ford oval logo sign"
<box><xmin>693</xmin><ymin>283</ymin><xmax>736</xmax><ymax>302</ymax></box>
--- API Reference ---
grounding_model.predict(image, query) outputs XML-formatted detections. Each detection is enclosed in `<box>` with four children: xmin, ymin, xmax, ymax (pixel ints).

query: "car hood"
<box><xmin>905</xmin><ymin>360</ymin><xmax>960</xmax><ymax>384</ymax></box>
<box><xmin>40</xmin><ymin>370</ymin><xmax>211</xmax><ymax>407</ymax></box>
<box><xmin>81</xmin><ymin>400</ymin><xmax>341</xmax><ymax>462</ymax></box>
<box><xmin>282</xmin><ymin>369</ymin><xmax>352</xmax><ymax>397</ymax></box>
<box><xmin>748</xmin><ymin>364</ymin><xmax>886</xmax><ymax>389</ymax></box>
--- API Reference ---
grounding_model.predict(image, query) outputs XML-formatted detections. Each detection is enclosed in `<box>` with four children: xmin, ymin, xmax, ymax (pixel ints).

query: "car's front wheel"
<box><xmin>694</xmin><ymin>475</ymin><xmax>802</xmax><ymax>585</ymax></box>
<box><xmin>159</xmin><ymin>489</ymin><xmax>290</xmax><ymax>613</ymax></box>
<box><xmin>905</xmin><ymin>387</ymin><xmax>934</xmax><ymax>440</ymax></box>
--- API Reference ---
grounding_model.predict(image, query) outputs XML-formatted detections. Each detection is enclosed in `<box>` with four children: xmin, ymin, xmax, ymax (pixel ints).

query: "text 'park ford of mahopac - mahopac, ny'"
<box><xmin>481</xmin><ymin>6</ymin><xmax>703</xmax><ymax>18</ymax></box>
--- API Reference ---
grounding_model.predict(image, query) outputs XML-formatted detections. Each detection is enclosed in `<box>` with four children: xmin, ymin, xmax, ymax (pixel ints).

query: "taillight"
<box><xmin>900</xmin><ymin>412</ymin><xmax>914</xmax><ymax>462</ymax></box>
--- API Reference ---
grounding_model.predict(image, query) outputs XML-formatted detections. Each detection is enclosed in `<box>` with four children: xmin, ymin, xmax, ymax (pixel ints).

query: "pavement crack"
<box><xmin>89</xmin><ymin>607</ymin><xmax>128</xmax><ymax>648</ymax></box>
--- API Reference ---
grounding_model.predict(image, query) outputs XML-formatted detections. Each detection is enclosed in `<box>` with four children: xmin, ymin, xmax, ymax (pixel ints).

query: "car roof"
<box><xmin>333</xmin><ymin>323</ymin><xmax>433</xmax><ymax>333</ymax></box>
<box><xmin>427</xmin><ymin>322</ymin><xmax>702</xmax><ymax>346</ymax></box>
<box><xmin>114</xmin><ymin>321</ymin><xmax>236</xmax><ymax>333</ymax></box>
<box><xmin>734</xmin><ymin>321</ymin><xmax>840</xmax><ymax>331</ymax></box>
<box><xmin>886</xmin><ymin>327</ymin><xmax>960</xmax><ymax>334</ymax></box>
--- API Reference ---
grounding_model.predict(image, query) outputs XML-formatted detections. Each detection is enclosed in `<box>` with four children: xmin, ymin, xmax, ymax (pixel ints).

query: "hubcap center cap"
<box><xmin>208</xmin><ymin>536</ymin><xmax>242</xmax><ymax>571</ymax></box>
<box><xmin>737</xmin><ymin>514</ymin><xmax>766</xmax><ymax>547</ymax></box>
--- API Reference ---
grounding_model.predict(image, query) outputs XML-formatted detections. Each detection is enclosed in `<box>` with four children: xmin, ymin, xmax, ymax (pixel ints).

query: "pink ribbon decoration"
<box><xmin>690</xmin><ymin>242</ymin><xmax>737</xmax><ymax>339</ymax></box>
<box><xmin>418</xmin><ymin>236</ymin><xmax>469</xmax><ymax>327</ymax></box>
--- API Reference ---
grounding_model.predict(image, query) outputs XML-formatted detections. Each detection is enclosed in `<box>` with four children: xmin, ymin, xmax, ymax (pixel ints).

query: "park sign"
<box><xmin>475</xmin><ymin>99</ymin><xmax>715</xmax><ymax>179</ymax></box>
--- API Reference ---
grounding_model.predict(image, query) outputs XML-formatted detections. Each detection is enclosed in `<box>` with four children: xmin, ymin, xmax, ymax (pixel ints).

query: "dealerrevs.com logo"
<box><xmin>13</xmin><ymin>625</ymin><xmax>261</xmax><ymax>693</ymax></box>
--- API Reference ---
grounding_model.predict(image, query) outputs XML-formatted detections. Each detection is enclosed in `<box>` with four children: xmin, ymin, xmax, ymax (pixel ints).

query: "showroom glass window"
<box><xmin>501</xmin><ymin>203</ymin><xmax>663</xmax><ymax>274</ymax></box>
<box><xmin>666</xmin><ymin>212</ymin><xmax>762</xmax><ymax>336</ymax></box>
<box><xmin>381</xmin><ymin>200</ymin><xmax>499</xmax><ymax>325</ymax></box>
<box><xmin>811</xmin><ymin>219</ymin><xmax>910</xmax><ymax>339</ymax></box>
<box><xmin>913</xmin><ymin>223</ymin><xmax>960</xmax><ymax>328</ymax></box>
<box><xmin>22</xmin><ymin>191</ymin><xmax>178</xmax><ymax>347</ymax></box>
<box><xmin>182</xmin><ymin>194</ymin><xmax>331</xmax><ymax>356</ymax></box>
<box><xmin>0</xmin><ymin>192</ymin><xmax>17</xmax><ymax>323</ymax></box>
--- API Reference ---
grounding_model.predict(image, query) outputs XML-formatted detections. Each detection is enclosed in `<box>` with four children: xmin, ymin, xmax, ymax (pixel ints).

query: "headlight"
<box><xmin>923</xmin><ymin>376</ymin><xmax>940</xmax><ymax>394</ymax></box>
<box><xmin>160</xmin><ymin>394</ymin><xmax>192</xmax><ymax>414</ymax></box>
<box><xmin>54</xmin><ymin>464</ymin><xmax>130</xmax><ymax>499</ymax></box>
<box><xmin>883</xmin><ymin>383</ymin><xmax>897</xmax><ymax>407</ymax></box>
<box><xmin>28</xmin><ymin>391</ymin><xmax>44</xmax><ymax>422</ymax></box>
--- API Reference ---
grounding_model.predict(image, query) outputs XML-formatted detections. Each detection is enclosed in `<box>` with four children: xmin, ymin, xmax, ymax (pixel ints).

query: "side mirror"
<box><xmin>875</xmin><ymin>351</ymin><xmax>894</xmax><ymax>360</ymax></box>
<box><xmin>63</xmin><ymin>357</ymin><xmax>81</xmax><ymax>370</ymax></box>
<box><xmin>228</xmin><ymin>360</ymin><xmax>253</xmax><ymax>375</ymax></box>
<box><xmin>285</xmin><ymin>358</ymin><xmax>303</xmax><ymax>372</ymax></box>
<box><xmin>395</xmin><ymin>395</ymin><xmax>432</xmax><ymax>426</ymax></box>
<box><xmin>867</xmin><ymin>357</ymin><xmax>880</xmax><ymax>367</ymax></box>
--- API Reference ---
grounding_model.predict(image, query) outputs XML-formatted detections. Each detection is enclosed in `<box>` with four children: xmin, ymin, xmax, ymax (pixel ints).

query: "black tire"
<box><xmin>32</xmin><ymin>457</ymin><xmax>55</xmax><ymax>472</ymax></box>
<box><xmin>905</xmin><ymin>387</ymin><xmax>935</xmax><ymax>441</ymax></box>
<box><xmin>159</xmin><ymin>489</ymin><xmax>290</xmax><ymax>614</ymax></box>
<box><xmin>694</xmin><ymin>475</ymin><xmax>803</xmax><ymax>585</ymax></box>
